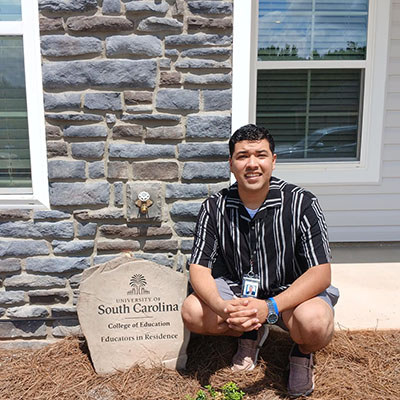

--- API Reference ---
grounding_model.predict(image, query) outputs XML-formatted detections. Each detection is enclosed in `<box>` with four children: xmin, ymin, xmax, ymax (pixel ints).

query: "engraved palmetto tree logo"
<box><xmin>128</xmin><ymin>274</ymin><xmax>150</xmax><ymax>295</ymax></box>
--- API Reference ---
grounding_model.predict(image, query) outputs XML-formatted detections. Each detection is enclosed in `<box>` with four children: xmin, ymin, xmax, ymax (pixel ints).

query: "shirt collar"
<box><xmin>226</xmin><ymin>176</ymin><xmax>283</xmax><ymax>211</ymax></box>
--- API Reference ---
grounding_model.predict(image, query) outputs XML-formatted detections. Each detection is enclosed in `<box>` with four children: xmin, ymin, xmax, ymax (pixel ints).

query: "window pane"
<box><xmin>258</xmin><ymin>0</ymin><xmax>368</xmax><ymax>60</ymax></box>
<box><xmin>0</xmin><ymin>36</ymin><xmax>31</xmax><ymax>187</ymax></box>
<box><xmin>0</xmin><ymin>0</ymin><xmax>21</xmax><ymax>21</ymax></box>
<box><xmin>256</xmin><ymin>69</ymin><xmax>363</xmax><ymax>161</ymax></box>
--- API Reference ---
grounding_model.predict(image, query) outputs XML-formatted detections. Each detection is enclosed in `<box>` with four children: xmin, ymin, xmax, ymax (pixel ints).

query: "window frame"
<box><xmin>0</xmin><ymin>0</ymin><xmax>49</xmax><ymax>208</ymax></box>
<box><xmin>232</xmin><ymin>0</ymin><xmax>391</xmax><ymax>185</ymax></box>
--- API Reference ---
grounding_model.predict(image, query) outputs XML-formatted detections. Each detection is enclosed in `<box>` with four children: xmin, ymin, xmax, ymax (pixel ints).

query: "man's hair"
<box><xmin>229</xmin><ymin>124</ymin><xmax>275</xmax><ymax>157</ymax></box>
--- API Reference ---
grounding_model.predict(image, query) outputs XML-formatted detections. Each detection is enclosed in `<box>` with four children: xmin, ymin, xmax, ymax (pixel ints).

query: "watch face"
<box><xmin>267</xmin><ymin>313</ymin><xmax>279</xmax><ymax>324</ymax></box>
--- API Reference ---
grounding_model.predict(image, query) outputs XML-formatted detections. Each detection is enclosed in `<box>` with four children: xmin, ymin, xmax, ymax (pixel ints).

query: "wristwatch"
<box><xmin>265</xmin><ymin>298</ymin><xmax>279</xmax><ymax>324</ymax></box>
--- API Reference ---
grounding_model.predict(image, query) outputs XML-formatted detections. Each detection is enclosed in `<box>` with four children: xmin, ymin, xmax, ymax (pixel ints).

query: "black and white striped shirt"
<box><xmin>190</xmin><ymin>176</ymin><xmax>331</xmax><ymax>297</ymax></box>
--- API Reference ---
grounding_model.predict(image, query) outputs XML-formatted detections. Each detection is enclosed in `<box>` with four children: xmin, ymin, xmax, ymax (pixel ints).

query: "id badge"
<box><xmin>241</xmin><ymin>274</ymin><xmax>260</xmax><ymax>298</ymax></box>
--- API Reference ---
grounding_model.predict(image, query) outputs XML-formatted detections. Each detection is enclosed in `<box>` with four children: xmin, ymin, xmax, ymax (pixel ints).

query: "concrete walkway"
<box><xmin>331</xmin><ymin>263</ymin><xmax>400</xmax><ymax>330</ymax></box>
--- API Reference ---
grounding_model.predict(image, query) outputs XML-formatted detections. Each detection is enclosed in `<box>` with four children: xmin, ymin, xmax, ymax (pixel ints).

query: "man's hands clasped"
<box><xmin>223</xmin><ymin>297</ymin><xmax>269</xmax><ymax>332</ymax></box>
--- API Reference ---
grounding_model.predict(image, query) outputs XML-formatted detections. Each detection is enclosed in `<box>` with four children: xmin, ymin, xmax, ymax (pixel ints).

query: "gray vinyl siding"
<box><xmin>306</xmin><ymin>0</ymin><xmax>400</xmax><ymax>242</ymax></box>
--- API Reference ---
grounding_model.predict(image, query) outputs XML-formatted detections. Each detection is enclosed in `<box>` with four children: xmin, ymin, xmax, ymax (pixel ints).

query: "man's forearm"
<box><xmin>274</xmin><ymin>263</ymin><xmax>331</xmax><ymax>313</ymax></box>
<box><xmin>189</xmin><ymin>263</ymin><xmax>227</xmax><ymax>318</ymax></box>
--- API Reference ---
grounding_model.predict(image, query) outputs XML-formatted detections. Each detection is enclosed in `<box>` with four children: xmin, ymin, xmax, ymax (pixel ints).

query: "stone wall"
<box><xmin>0</xmin><ymin>0</ymin><xmax>233</xmax><ymax>344</ymax></box>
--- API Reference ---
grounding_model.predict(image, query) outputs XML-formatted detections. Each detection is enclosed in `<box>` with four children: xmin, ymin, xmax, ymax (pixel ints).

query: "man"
<box><xmin>181</xmin><ymin>124</ymin><xmax>339</xmax><ymax>398</ymax></box>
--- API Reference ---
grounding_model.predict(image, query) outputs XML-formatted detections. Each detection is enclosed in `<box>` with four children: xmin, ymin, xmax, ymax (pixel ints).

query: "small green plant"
<box><xmin>185</xmin><ymin>382</ymin><xmax>245</xmax><ymax>400</ymax></box>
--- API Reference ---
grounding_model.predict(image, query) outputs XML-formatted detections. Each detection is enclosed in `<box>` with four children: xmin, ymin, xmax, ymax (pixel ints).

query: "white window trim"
<box><xmin>232</xmin><ymin>0</ymin><xmax>391</xmax><ymax>185</ymax></box>
<box><xmin>0</xmin><ymin>0</ymin><xmax>49</xmax><ymax>208</ymax></box>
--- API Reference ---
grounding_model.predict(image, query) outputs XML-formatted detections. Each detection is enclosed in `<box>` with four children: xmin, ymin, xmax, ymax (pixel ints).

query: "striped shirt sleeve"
<box><xmin>190</xmin><ymin>200</ymin><xmax>219</xmax><ymax>269</ymax></box>
<box><xmin>297</xmin><ymin>195</ymin><xmax>331</xmax><ymax>269</ymax></box>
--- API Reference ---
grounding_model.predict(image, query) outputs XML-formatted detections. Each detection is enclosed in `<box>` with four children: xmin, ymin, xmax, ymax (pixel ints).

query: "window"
<box><xmin>232</xmin><ymin>0</ymin><xmax>390</xmax><ymax>184</ymax></box>
<box><xmin>0</xmin><ymin>0</ymin><xmax>48</xmax><ymax>207</ymax></box>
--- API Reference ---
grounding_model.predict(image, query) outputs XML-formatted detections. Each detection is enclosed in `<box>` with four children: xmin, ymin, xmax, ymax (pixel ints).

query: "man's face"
<box><xmin>229</xmin><ymin>139</ymin><xmax>276</xmax><ymax>194</ymax></box>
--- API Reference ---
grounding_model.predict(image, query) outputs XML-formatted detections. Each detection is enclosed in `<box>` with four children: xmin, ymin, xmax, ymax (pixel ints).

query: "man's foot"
<box><xmin>231</xmin><ymin>325</ymin><xmax>270</xmax><ymax>371</ymax></box>
<box><xmin>287</xmin><ymin>344</ymin><xmax>314</xmax><ymax>398</ymax></box>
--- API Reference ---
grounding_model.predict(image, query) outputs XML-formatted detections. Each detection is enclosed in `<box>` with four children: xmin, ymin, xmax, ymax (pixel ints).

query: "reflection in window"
<box><xmin>258</xmin><ymin>0</ymin><xmax>369</xmax><ymax>60</ymax></box>
<box><xmin>0</xmin><ymin>36</ymin><xmax>31</xmax><ymax>187</ymax></box>
<box><xmin>0</xmin><ymin>0</ymin><xmax>22</xmax><ymax>21</ymax></box>
<box><xmin>256</xmin><ymin>69</ymin><xmax>363</xmax><ymax>161</ymax></box>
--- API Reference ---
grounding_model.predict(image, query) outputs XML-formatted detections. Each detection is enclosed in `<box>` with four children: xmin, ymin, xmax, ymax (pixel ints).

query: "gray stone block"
<box><xmin>125</xmin><ymin>1</ymin><xmax>169</xmax><ymax>14</ymax></box>
<box><xmin>48</xmin><ymin>160</ymin><xmax>86</xmax><ymax>179</ymax></box>
<box><xmin>126</xmin><ymin>183</ymin><xmax>162</xmax><ymax>221</ymax></box>
<box><xmin>112</xmin><ymin>124</ymin><xmax>144</xmax><ymax>139</ymax></box>
<box><xmin>0</xmin><ymin>308</ymin><xmax>5</xmax><ymax>317</ymax></box>
<box><xmin>28</xmin><ymin>290</ymin><xmax>69</xmax><ymax>305</ymax></box>
<box><xmin>132</xmin><ymin>162</ymin><xmax>179</xmax><ymax>180</ymax></box>
<box><xmin>0</xmin><ymin>258</ymin><xmax>22</xmax><ymax>273</ymax></box>
<box><xmin>47</xmin><ymin>141</ymin><xmax>68</xmax><ymax>158</ymax></box>
<box><xmin>181</xmin><ymin>239</ymin><xmax>194</xmax><ymax>252</ymax></box>
<box><xmin>188</xmin><ymin>1</ymin><xmax>232</xmax><ymax>14</ymax></box>
<box><xmin>6</xmin><ymin>306</ymin><xmax>49</xmax><ymax>319</ymax></box>
<box><xmin>66</xmin><ymin>16</ymin><xmax>134</xmax><ymax>32</ymax></box>
<box><xmin>0</xmin><ymin>291</ymin><xmax>25</xmax><ymax>306</ymax></box>
<box><xmin>93</xmin><ymin>254</ymin><xmax>123</xmax><ymax>265</ymax></box>
<box><xmin>44</xmin><ymin>93</ymin><xmax>81</xmax><ymax>111</ymax></box>
<box><xmin>40</xmin><ymin>16</ymin><xmax>64</xmax><ymax>33</ymax></box>
<box><xmin>49</xmin><ymin>182</ymin><xmax>110</xmax><ymax>206</ymax></box>
<box><xmin>0</xmin><ymin>209</ymin><xmax>31</xmax><ymax>220</ymax></box>
<box><xmin>159</xmin><ymin>58</ymin><xmax>172</xmax><ymax>69</ymax></box>
<box><xmin>182</xmin><ymin>162</ymin><xmax>230</xmax><ymax>180</ymax></box>
<box><xmin>124</xmin><ymin>91</ymin><xmax>153</xmax><ymax>105</ymax></box>
<box><xmin>77</xmin><ymin>222</ymin><xmax>97</xmax><ymax>238</ymax></box>
<box><xmin>26</xmin><ymin>257</ymin><xmax>90</xmax><ymax>274</ymax></box>
<box><xmin>174</xmin><ymin>222</ymin><xmax>196</xmax><ymax>237</ymax></box>
<box><xmin>138</xmin><ymin>17</ymin><xmax>183</xmax><ymax>32</ymax></box>
<box><xmin>74</xmin><ymin>208</ymin><xmax>124</xmax><ymax>221</ymax></box>
<box><xmin>102</xmin><ymin>0</ymin><xmax>121</xmax><ymax>14</ymax></box>
<box><xmin>71</xmin><ymin>142</ymin><xmax>105</xmax><ymax>159</ymax></box>
<box><xmin>165</xmin><ymin>183</ymin><xmax>208</xmax><ymax>199</ymax></box>
<box><xmin>39</xmin><ymin>0</ymin><xmax>97</xmax><ymax>12</ymax></box>
<box><xmin>186</xmin><ymin>115</ymin><xmax>231</xmax><ymax>139</ymax></box>
<box><xmin>106</xmin><ymin>113</ymin><xmax>116</xmax><ymax>124</ymax></box>
<box><xmin>170</xmin><ymin>203</ymin><xmax>202</xmax><ymax>218</ymax></box>
<box><xmin>46</xmin><ymin>113</ymin><xmax>103</xmax><ymax>123</ymax></box>
<box><xmin>121</xmin><ymin>113</ymin><xmax>180</xmax><ymax>123</ymax></box>
<box><xmin>4</xmin><ymin>274</ymin><xmax>66</xmax><ymax>289</ymax></box>
<box><xmin>52</xmin><ymin>240</ymin><xmax>95</xmax><ymax>254</ymax></box>
<box><xmin>41</xmin><ymin>36</ymin><xmax>102</xmax><ymax>57</ymax></box>
<box><xmin>209</xmin><ymin>182</ymin><xmax>228</xmax><ymax>195</ymax></box>
<box><xmin>64</xmin><ymin>125</ymin><xmax>107</xmax><ymax>138</ymax></box>
<box><xmin>42</xmin><ymin>60</ymin><xmax>157</xmax><ymax>90</ymax></box>
<box><xmin>114</xmin><ymin>182</ymin><xmax>124</xmax><ymax>206</ymax></box>
<box><xmin>175</xmin><ymin>58</ymin><xmax>230</xmax><ymax>69</ymax></box>
<box><xmin>51</xmin><ymin>306</ymin><xmax>77</xmax><ymax>318</ymax></box>
<box><xmin>109</xmin><ymin>143</ymin><xmax>175</xmax><ymax>159</ymax></box>
<box><xmin>165</xmin><ymin>49</ymin><xmax>179</xmax><ymax>57</ymax></box>
<box><xmin>69</xmin><ymin>273</ymin><xmax>82</xmax><ymax>289</ymax></box>
<box><xmin>188</xmin><ymin>16</ymin><xmax>232</xmax><ymax>30</ymax></box>
<box><xmin>177</xmin><ymin>254</ymin><xmax>189</xmax><ymax>272</ymax></box>
<box><xmin>34</xmin><ymin>210</ymin><xmax>71</xmax><ymax>220</ymax></box>
<box><xmin>88</xmin><ymin>161</ymin><xmax>105</xmax><ymax>178</ymax></box>
<box><xmin>203</xmin><ymin>89</ymin><xmax>232</xmax><ymax>111</ymax></box>
<box><xmin>52</xmin><ymin>319</ymin><xmax>81</xmax><ymax>338</ymax></box>
<box><xmin>0</xmin><ymin>221</ymin><xmax>74</xmax><ymax>239</ymax></box>
<box><xmin>178</xmin><ymin>143</ymin><xmax>229</xmax><ymax>159</ymax></box>
<box><xmin>107</xmin><ymin>161</ymin><xmax>129</xmax><ymax>179</ymax></box>
<box><xmin>0</xmin><ymin>320</ymin><xmax>47</xmax><ymax>339</ymax></box>
<box><xmin>145</xmin><ymin>126</ymin><xmax>183</xmax><ymax>140</ymax></box>
<box><xmin>106</xmin><ymin>34</ymin><xmax>162</xmax><ymax>57</ymax></box>
<box><xmin>184</xmin><ymin>73</ymin><xmax>231</xmax><ymax>85</ymax></box>
<box><xmin>181</xmin><ymin>47</ymin><xmax>231</xmax><ymax>57</ymax></box>
<box><xmin>165</xmin><ymin>33</ymin><xmax>231</xmax><ymax>46</ymax></box>
<box><xmin>84</xmin><ymin>92</ymin><xmax>122</xmax><ymax>111</ymax></box>
<box><xmin>156</xmin><ymin>89</ymin><xmax>199</xmax><ymax>111</ymax></box>
<box><xmin>0</xmin><ymin>241</ymin><xmax>49</xmax><ymax>257</ymax></box>
<box><xmin>134</xmin><ymin>253</ymin><xmax>175</xmax><ymax>268</ymax></box>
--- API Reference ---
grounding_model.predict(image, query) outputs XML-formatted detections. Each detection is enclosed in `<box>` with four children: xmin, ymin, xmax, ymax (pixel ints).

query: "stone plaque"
<box><xmin>77</xmin><ymin>255</ymin><xmax>189</xmax><ymax>374</ymax></box>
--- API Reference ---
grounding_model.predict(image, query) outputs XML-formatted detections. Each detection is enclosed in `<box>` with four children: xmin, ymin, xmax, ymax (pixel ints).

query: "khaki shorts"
<box><xmin>215</xmin><ymin>278</ymin><xmax>339</xmax><ymax>330</ymax></box>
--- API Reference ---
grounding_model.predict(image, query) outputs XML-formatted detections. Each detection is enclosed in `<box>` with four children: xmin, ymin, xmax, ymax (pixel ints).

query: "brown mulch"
<box><xmin>0</xmin><ymin>329</ymin><xmax>399</xmax><ymax>400</ymax></box>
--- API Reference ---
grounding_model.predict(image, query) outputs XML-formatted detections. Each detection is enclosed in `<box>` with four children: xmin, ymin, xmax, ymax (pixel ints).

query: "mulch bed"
<box><xmin>0</xmin><ymin>329</ymin><xmax>399</xmax><ymax>400</ymax></box>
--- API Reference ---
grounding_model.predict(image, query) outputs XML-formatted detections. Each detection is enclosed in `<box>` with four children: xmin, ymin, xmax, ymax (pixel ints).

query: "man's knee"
<box><xmin>181</xmin><ymin>295</ymin><xmax>201</xmax><ymax>330</ymax></box>
<box><xmin>287</xmin><ymin>299</ymin><xmax>334</xmax><ymax>347</ymax></box>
